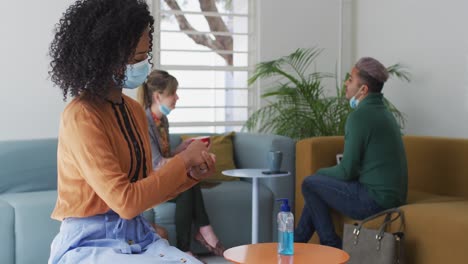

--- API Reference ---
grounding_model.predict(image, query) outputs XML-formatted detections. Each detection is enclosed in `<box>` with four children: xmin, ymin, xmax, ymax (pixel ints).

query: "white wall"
<box><xmin>257</xmin><ymin>0</ymin><xmax>342</xmax><ymax>100</ymax></box>
<box><xmin>353</xmin><ymin>0</ymin><xmax>468</xmax><ymax>137</ymax></box>
<box><xmin>0</xmin><ymin>0</ymin><xmax>75</xmax><ymax>140</ymax></box>
<box><xmin>258</xmin><ymin>0</ymin><xmax>340</xmax><ymax>63</ymax></box>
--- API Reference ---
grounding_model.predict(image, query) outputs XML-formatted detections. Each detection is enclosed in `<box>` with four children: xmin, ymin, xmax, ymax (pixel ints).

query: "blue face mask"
<box><xmin>349</xmin><ymin>87</ymin><xmax>363</xmax><ymax>109</ymax></box>
<box><xmin>122</xmin><ymin>60</ymin><xmax>150</xmax><ymax>89</ymax></box>
<box><xmin>349</xmin><ymin>96</ymin><xmax>360</xmax><ymax>109</ymax></box>
<box><xmin>159</xmin><ymin>104</ymin><xmax>172</xmax><ymax>116</ymax></box>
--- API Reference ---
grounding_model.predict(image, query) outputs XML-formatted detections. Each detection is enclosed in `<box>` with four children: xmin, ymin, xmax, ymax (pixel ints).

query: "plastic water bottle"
<box><xmin>277</xmin><ymin>198</ymin><xmax>294</xmax><ymax>255</ymax></box>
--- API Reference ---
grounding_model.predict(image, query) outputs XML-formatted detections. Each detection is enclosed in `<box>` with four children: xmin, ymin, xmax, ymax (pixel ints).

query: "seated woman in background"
<box><xmin>47</xmin><ymin>0</ymin><xmax>215</xmax><ymax>263</ymax></box>
<box><xmin>138</xmin><ymin>70</ymin><xmax>225</xmax><ymax>257</ymax></box>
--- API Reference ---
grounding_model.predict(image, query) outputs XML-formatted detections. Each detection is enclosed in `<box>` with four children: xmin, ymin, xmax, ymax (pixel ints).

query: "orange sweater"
<box><xmin>51</xmin><ymin>94</ymin><xmax>197</xmax><ymax>220</ymax></box>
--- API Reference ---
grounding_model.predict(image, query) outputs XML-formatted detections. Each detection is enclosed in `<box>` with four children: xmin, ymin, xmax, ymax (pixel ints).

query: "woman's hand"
<box><xmin>172</xmin><ymin>138</ymin><xmax>193</xmax><ymax>155</ymax></box>
<box><xmin>188</xmin><ymin>151</ymin><xmax>216</xmax><ymax>181</ymax></box>
<box><xmin>178</xmin><ymin>140</ymin><xmax>209</xmax><ymax>169</ymax></box>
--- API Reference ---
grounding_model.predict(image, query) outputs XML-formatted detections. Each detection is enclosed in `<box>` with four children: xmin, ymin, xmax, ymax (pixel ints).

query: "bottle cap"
<box><xmin>276</xmin><ymin>198</ymin><xmax>290</xmax><ymax>212</ymax></box>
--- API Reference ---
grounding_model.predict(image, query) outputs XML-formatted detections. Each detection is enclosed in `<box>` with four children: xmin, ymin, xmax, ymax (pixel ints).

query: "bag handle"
<box><xmin>351</xmin><ymin>208</ymin><xmax>404</xmax><ymax>249</ymax></box>
<box><xmin>353</xmin><ymin>208</ymin><xmax>403</xmax><ymax>237</ymax></box>
<box><xmin>376</xmin><ymin>210</ymin><xmax>404</xmax><ymax>240</ymax></box>
<box><xmin>360</xmin><ymin>208</ymin><xmax>402</xmax><ymax>226</ymax></box>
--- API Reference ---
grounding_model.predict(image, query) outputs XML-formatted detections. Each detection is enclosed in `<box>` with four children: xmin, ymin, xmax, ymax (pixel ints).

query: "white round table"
<box><xmin>222</xmin><ymin>169</ymin><xmax>290</xmax><ymax>244</ymax></box>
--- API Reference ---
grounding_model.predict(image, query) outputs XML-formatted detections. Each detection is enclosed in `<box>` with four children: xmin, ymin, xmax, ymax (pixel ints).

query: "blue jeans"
<box><xmin>294</xmin><ymin>174</ymin><xmax>383</xmax><ymax>248</ymax></box>
<box><xmin>49</xmin><ymin>211</ymin><xmax>202</xmax><ymax>264</ymax></box>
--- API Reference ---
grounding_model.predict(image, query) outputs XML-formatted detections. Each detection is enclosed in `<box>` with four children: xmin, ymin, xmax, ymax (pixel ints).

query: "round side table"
<box><xmin>222</xmin><ymin>169</ymin><xmax>290</xmax><ymax>244</ymax></box>
<box><xmin>224</xmin><ymin>242</ymin><xmax>350</xmax><ymax>264</ymax></box>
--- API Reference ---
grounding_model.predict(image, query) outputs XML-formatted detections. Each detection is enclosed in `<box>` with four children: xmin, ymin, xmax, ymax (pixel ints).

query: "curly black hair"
<box><xmin>49</xmin><ymin>0</ymin><xmax>154</xmax><ymax>101</ymax></box>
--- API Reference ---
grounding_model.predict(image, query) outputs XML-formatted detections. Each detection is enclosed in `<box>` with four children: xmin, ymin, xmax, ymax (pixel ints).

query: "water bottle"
<box><xmin>277</xmin><ymin>198</ymin><xmax>294</xmax><ymax>255</ymax></box>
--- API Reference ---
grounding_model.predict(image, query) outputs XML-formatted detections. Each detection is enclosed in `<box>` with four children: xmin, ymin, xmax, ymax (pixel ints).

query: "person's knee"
<box><xmin>302</xmin><ymin>174</ymin><xmax>323</xmax><ymax>194</ymax></box>
<box><xmin>159</xmin><ymin>227</ymin><xmax>169</xmax><ymax>240</ymax></box>
<box><xmin>152</xmin><ymin>223</ymin><xmax>169</xmax><ymax>240</ymax></box>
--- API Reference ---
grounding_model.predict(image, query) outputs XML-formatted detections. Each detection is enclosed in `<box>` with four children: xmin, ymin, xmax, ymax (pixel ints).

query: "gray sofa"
<box><xmin>0</xmin><ymin>132</ymin><xmax>295</xmax><ymax>264</ymax></box>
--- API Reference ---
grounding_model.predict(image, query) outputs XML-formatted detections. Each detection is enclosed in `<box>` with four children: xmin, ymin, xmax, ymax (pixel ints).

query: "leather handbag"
<box><xmin>343</xmin><ymin>208</ymin><xmax>405</xmax><ymax>264</ymax></box>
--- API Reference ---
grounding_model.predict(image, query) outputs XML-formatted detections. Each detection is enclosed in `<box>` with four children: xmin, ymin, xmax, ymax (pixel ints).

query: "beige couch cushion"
<box><xmin>400</xmin><ymin>201</ymin><xmax>468</xmax><ymax>264</ymax></box>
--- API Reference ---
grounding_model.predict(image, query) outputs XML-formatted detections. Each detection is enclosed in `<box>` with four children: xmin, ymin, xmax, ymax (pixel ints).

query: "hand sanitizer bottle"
<box><xmin>277</xmin><ymin>198</ymin><xmax>294</xmax><ymax>255</ymax></box>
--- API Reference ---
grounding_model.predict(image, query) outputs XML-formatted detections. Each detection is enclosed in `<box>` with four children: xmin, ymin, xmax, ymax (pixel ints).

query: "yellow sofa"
<box><xmin>295</xmin><ymin>135</ymin><xmax>468</xmax><ymax>264</ymax></box>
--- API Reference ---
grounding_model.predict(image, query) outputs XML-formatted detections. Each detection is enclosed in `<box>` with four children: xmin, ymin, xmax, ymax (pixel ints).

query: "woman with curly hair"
<box><xmin>47</xmin><ymin>0</ymin><xmax>214</xmax><ymax>263</ymax></box>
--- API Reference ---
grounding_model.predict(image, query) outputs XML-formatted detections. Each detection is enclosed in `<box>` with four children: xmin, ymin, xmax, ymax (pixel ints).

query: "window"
<box><xmin>151</xmin><ymin>0</ymin><xmax>256</xmax><ymax>133</ymax></box>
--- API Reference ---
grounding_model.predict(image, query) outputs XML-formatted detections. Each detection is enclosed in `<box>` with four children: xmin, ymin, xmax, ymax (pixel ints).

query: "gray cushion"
<box><xmin>0</xmin><ymin>139</ymin><xmax>58</xmax><ymax>193</ymax></box>
<box><xmin>141</xmin><ymin>208</ymin><xmax>155</xmax><ymax>223</ymax></box>
<box><xmin>233</xmin><ymin>133</ymin><xmax>296</xmax><ymax>208</ymax></box>
<box><xmin>0</xmin><ymin>191</ymin><xmax>60</xmax><ymax>264</ymax></box>
<box><xmin>0</xmin><ymin>199</ymin><xmax>14</xmax><ymax>264</ymax></box>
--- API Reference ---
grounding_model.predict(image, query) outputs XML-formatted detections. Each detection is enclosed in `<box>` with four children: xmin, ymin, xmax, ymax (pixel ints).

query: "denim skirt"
<box><xmin>48</xmin><ymin>210</ymin><xmax>201</xmax><ymax>264</ymax></box>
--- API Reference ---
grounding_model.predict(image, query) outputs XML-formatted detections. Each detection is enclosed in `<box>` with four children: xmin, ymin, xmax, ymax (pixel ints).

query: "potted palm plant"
<box><xmin>244</xmin><ymin>48</ymin><xmax>411</xmax><ymax>140</ymax></box>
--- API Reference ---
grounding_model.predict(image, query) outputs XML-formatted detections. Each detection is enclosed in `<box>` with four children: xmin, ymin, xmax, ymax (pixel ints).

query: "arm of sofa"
<box><xmin>0</xmin><ymin>199</ymin><xmax>14</xmax><ymax>264</ymax></box>
<box><xmin>295</xmin><ymin>136</ymin><xmax>344</xmax><ymax>224</ymax></box>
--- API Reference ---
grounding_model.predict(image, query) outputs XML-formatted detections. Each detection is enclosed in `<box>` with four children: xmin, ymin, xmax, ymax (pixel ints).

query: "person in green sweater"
<box><xmin>294</xmin><ymin>57</ymin><xmax>408</xmax><ymax>249</ymax></box>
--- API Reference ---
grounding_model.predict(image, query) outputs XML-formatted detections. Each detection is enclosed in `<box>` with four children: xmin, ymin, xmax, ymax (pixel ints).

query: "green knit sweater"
<box><xmin>317</xmin><ymin>93</ymin><xmax>408</xmax><ymax>209</ymax></box>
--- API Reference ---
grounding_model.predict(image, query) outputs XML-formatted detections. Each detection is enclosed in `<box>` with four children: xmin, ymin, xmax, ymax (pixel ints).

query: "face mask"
<box><xmin>122</xmin><ymin>60</ymin><xmax>150</xmax><ymax>89</ymax></box>
<box><xmin>349</xmin><ymin>87</ymin><xmax>363</xmax><ymax>109</ymax></box>
<box><xmin>159</xmin><ymin>104</ymin><xmax>172</xmax><ymax>116</ymax></box>
<box><xmin>349</xmin><ymin>96</ymin><xmax>359</xmax><ymax>109</ymax></box>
